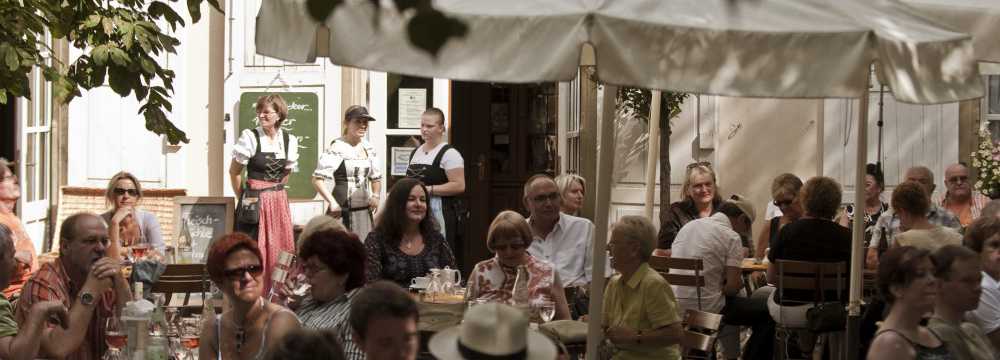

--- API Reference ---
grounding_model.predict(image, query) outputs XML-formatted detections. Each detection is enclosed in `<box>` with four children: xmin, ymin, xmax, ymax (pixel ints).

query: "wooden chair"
<box><xmin>681</xmin><ymin>309</ymin><xmax>723</xmax><ymax>359</ymax></box>
<box><xmin>649</xmin><ymin>255</ymin><xmax>706</xmax><ymax>310</ymax></box>
<box><xmin>773</xmin><ymin>260</ymin><xmax>848</xmax><ymax>360</ymax></box>
<box><xmin>150</xmin><ymin>264</ymin><xmax>210</xmax><ymax>307</ymax></box>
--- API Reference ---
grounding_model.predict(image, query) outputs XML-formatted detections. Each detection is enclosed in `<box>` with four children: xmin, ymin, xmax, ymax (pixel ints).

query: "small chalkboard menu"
<box><xmin>173</xmin><ymin>197</ymin><xmax>234</xmax><ymax>262</ymax></box>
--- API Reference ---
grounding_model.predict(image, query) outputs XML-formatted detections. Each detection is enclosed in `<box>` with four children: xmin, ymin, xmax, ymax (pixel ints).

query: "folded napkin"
<box><xmin>131</xmin><ymin>260</ymin><xmax>167</xmax><ymax>301</ymax></box>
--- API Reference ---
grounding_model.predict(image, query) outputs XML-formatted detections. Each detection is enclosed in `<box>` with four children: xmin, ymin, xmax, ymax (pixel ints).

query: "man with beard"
<box><xmin>0</xmin><ymin>158</ymin><xmax>37</xmax><ymax>298</ymax></box>
<box><xmin>15</xmin><ymin>212</ymin><xmax>131</xmax><ymax>359</ymax></box>
<box><xmin>936</xmin><ymin>163</ymin><xmax>990</xmax><ymax>227</ymax></box>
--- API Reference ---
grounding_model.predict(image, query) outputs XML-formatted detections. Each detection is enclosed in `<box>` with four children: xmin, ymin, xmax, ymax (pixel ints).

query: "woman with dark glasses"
<box><xmin>201</xmin><ymin>233</ymin><xmax>300</xmax><ymax>360</ymax></box>
<box><xmin>654</xmin><ymin>162</ymin><xmax>723</xmax><ymax>256</ymax></box>
<box><xmin>754</xmin><ymin>173</ymin><xmax>803</xmax><ymax>259</ymax></box>
<box><xmin>466</xmin><ymin>211</ymin><xmax>571</xmax><ymax>320</ymax></box>
<box><xmin>101</xmin><ymin>171</ymin><xmax>164</xmax><ymax>260</ymax></box>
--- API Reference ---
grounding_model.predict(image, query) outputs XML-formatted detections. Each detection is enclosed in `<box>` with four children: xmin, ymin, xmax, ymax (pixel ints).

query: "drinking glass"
<box><xmin>104</xmin><ymin>315</ymin><xmax>127</xmax><ymax>360</ymax></box>
<box><xmin>130</xmin><ymin>243</ymin><xmax>151</xmax><ymax>261</ymax></box>
<box><xmin>535</xmin><ymin>300</ymin><xmax>556</xmax><ymax>322</ymax></box>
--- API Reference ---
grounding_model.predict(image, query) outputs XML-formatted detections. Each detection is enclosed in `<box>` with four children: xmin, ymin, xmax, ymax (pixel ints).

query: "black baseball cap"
<box><xmin>345</xmin><ymin>105</ymin><xmax>376</xmax><ymax>121</ymax></box>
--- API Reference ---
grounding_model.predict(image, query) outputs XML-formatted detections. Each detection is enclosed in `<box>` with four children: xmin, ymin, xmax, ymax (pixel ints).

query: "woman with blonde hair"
<box><xmin>466</xmin><ymin>210</ymin><xmax>571</xmax><ymax>320</ymax></box>
<box><xmin>555</xmin><ymin>174</ymin><xmax>586</xmax><ymax>216</ymax></box>
<box><xmin>102</xmin><ymin>171</ymin><xmax>165</xmax><ymax>260</ymax></box>
<box><xmin>312</xmin><ymin>105</ymin><xmax>382</xmax><ymax>240</ymax></box>
<box><xmin>229</xmin><ymin>94</ymin><xmax>299</xmax><ymax>293</ymax></box>
<box><xmin>655</xmin><ymin>162</ymin><xmax>723</xmax><ymax>256</ymax></box>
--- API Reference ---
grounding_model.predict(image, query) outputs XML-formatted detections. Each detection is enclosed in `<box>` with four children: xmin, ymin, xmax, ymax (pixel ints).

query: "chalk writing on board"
<box><xmin>177</xmin><ymin>201</ymin><xmax>231</xmax><ymax>262</ymax></box>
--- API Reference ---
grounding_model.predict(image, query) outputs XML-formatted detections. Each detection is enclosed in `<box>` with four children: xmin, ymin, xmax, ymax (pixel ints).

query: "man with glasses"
<box><xmin>15</xmin><ymin>212</ymin><xmax>131</xmax><ymax>359</ymax></box>
<box><xmin>0</xmin><ymin>158</ymin><xmax>36</xmax><ymax>299</ymax></box>
<box><xmin>936</xmin><ymin>163</ymin><xmax>990</xmax><ymax>227</ymax></box>
<box><xmin>523</xmin><ymin>174</ymin><xmax>609</xmax><ymax>318</ymax></box>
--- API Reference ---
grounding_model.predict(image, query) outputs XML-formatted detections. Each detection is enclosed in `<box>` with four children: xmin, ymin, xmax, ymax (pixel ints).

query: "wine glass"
<box><xmin>104</xmin><ymin>315</ymin><xmax>127</xmax><ymax>360</ymax></box>
<box><xmin>130</xmin><ymin>243</ymin><xmax>151</xmax><ymax>261</ymax></box>
<box><xmin>180</xmin><ymin>318</ymin><xmax>201</xmax><ymax>360</ymax></box>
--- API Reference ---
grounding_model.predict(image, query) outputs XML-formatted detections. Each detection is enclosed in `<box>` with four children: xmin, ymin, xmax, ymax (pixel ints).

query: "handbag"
<box><xmin>237</xmin><ymin>188</ymin><xmax>260</xmax><ymax>225</ymax></box>
<box><xmin>806</xmin><ymin>302</ymin><xmax>847</xmax><ymax>333</ymax></box>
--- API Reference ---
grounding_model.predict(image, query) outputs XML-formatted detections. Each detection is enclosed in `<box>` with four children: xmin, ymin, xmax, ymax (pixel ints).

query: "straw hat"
<box><xmin>429</xmin><ymin>303</ymin><xmax>558</xmax><ymax>360</ymax></box>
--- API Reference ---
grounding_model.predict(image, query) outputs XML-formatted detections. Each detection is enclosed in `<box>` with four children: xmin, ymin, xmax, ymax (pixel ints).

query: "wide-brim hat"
<box><xmin>429</xmin><ymin>303</ymin><xmax>557</xmax><ymax>360</ymax></box>
<box><xmin>345</xmin><ymin>104</ymin><xmax>376</xmax><ymax>121</ymax></box>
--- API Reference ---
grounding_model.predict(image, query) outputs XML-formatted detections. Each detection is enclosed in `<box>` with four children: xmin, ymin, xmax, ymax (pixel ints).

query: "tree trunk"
<box><xmin>657</xmin><ymin>113</ymin><xmax>671</xmax><ymax>244</ymax></box>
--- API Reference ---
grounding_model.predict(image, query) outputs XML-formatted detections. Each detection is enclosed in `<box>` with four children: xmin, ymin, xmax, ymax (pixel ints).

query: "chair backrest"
<box><xmin>650</xmin><ymin>255</ymin><xmax>706</xmax><ymax>310</ymax></box>
<box><xmin>150</xmin><ymin>264</ymin><xmax>210</xmax><ymax>306</ymax></box>
<box><xmin>681</xmin><ymin>330</ymin><xmax>715</xmax><ymax>353</ymax></box>
<box><xmin>775</xmin><ymin>260</ymin><xmax>848</xmax><ymax>306</ymax></box>
<box><xmin>683</xmin><ymin>309</ymin><xmax>723</xmax><ymax>332</ymax></box>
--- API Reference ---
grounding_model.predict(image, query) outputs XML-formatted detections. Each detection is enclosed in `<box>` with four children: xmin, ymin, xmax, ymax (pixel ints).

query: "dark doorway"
<box><xmin>1</xmin><ymin>101</ymin><xmax>15</xmax><ymax>162</ymax></box>
<box><xmin>450</xmin><ymin>82</ymin><xmax>558</xmax><ymax>274</ymax></box>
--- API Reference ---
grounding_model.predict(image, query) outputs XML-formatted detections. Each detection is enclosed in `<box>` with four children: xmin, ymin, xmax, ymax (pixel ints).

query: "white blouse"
<box><xmin>232</xmin><ymin>127</ymin><xmax>300</xmax><ymax>172</ymax></box>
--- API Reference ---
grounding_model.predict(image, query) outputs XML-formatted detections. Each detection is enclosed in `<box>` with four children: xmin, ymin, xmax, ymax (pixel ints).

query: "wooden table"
<box><xmin>740</xmin><ymin>258</ymin><xmax>768</xmax><ymax>296</ymax></box>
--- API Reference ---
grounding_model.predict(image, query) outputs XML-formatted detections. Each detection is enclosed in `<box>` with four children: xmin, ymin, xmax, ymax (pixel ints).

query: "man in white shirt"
<box><xmin>670</xmin><ymin>195</ymin><xmax>773</xmax><ymax>359</ymax></box>
<box><xmin>524</xmin><ymin>174</ymin><xmax>609</xmax><ymax>317</ymax></box>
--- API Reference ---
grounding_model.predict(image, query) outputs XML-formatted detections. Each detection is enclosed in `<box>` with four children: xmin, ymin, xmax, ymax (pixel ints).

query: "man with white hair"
<box><xmin>671</xmin><ymin>195</ymin><xmax>773</xmax><ymax>359</ymax></box>
<box><xmin>935</xmin><ymin>163</ymin><xmax>991</xmax><ymax>227</ymax></box>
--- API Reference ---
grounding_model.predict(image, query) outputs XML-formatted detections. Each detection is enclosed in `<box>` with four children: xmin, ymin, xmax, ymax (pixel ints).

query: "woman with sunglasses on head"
<box><xmin>654</xmin><ymin>162</ymin><xmax>723</xmax><ymax>257</ymax></box>
<box><xmin>102</xmin><ymin>171</ymin><xmax>165</xmax><ymax>260</ymax></box>
<box><xmin>365</xmin><ymin>177</ymin><xmax>455</xmax><ymax>287</ymax></box>
<box><xmin>466</xmin><ymin>211</ymin><xmax>571</xmax><ymax>320</ymax></box>
<box><xmin>754</xmin><ymin>173</ymin><xmax>803</xmax><ymax>260</ymax></box>
<box><xmin>201</xmin><ymin>233</ymin><xmax>301</xmax><ymax>360</ymax></box>
<box><xmin>294</xmin><ymin>228</ymin><xmax>367</xmax><ymax>360</ymax></box>
<box><xmin>229</xmin><ymin>94</ymin><xmax>299</xmax><ymax>294</ymax></box>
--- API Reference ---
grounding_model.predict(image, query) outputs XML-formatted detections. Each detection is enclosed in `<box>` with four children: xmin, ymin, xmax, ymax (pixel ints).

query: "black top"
<box><xmin>657</xmin><ymin>198</ymin><xmax>723</xmax><ymax>249</ymax></box>
<box><xmin>364</xmin><ymin>229</ymin><xmax>457</xmax><ymax>288</ymax></box>
<box><xmin>768</xmin><ymin>218</ymin><xmax>852</xmax><ymax>304</ymax></box>
<box><xmin>406</xmin><ymin>144</ymin><xmax>454</xmax><ymax>187</ymax></box>
<box><xmin>246</xmin><ymin>129</ymin><xmax>289</xmax><ymax>182</ymax></box>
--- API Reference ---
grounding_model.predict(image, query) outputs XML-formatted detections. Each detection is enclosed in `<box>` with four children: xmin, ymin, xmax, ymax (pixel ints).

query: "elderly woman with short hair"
<box><xmin>466</xmin><ymin>210</ymin><xmax>571</xmax><ymax>320</ymax></box>
<box><xmin>891</xmin><ymin>181</ymin><xmax>962</xmax><ymax>251</ymax></box>
<box><xmin>295</xmin><ymin>229</ymin><xmax>367</xmax><ymax>360</ymax></box>
<box><xmin>604</xmin><ymin>215</ymin><xmax>683</xmax><ymax>359</ymax></box>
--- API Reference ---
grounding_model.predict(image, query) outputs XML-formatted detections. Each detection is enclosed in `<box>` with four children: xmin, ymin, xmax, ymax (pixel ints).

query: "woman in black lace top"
<box><xmin>365</xmin><ymin>178</ymin><xmax>456</xmax><ymax>287</ymax></box>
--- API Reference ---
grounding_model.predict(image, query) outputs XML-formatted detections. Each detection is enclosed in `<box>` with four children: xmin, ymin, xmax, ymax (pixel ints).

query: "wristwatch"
<box><xmin>79</xmin><ymin>292</ymin><xmax>96</xmax><ymax>306</ymax></box>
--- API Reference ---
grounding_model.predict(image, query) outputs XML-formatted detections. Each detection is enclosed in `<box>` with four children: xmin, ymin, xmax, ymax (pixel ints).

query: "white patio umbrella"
<box><xmin>903</xmin><ymin>0</ymin><xmax>1000</xmax><ymax>72</ymax></box>
<box><xmin>256</xmin><ymin>0</ymin><xmax>985</xmax><ymax>358</ymax></box>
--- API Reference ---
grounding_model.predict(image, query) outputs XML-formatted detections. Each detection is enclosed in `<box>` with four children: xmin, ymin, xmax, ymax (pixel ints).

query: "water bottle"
<box><xmin>122</xmin><ymin>283</ymin><xmax>155</xmax><ymax>359</ymax></box>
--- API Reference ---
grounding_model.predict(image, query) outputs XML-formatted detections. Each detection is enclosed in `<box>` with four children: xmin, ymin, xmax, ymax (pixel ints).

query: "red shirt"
<box><xmin>15</xmin><ymin>260</ymin><xmax>115</xmax><ymax>360</ymax></box>
<box><xmin>0</xmin><ymin>211</ymin><xmax>38</xmax><ymax>298</ymax></box>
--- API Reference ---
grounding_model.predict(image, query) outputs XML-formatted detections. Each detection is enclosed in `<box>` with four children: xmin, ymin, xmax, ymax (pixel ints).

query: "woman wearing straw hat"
<box><xmin>429</xmin><ymin>302</ymin><xmax>558</xmax><ymax>360</ymax></box>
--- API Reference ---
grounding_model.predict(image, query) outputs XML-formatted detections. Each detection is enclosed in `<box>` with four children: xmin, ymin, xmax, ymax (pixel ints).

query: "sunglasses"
<box><xmin>223</xmin><ymin>265</ymin><xmax>263</xmax><ymax>280</ymax></box>
<box><xmin>113</xmin><ymin>188</ymin><xmax>139</xmax><ymax>197</ymax></box>
<box><xmin>531</xmin><ymin>192</ymin><xmax>560</xmax><ymax>203</ymax></box>
<box><xmin>773</xmin><ymin>199</ymin><xmax>795</xmax><ymax>207</ymax></box>
<box><xmin>947</xmin><ymin>176</ymin><xmax>969</xmax><ymax>184</ymax></box>
<box><xmin>686</xmin><ymin>161</ymin><xmax>712</xmax><ymax>170</ymax></box>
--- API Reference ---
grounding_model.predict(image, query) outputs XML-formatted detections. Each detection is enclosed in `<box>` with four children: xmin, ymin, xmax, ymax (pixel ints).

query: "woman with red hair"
<box><xmin>200</xmin><ymin>233</ymin><xmax>300</xmax><ymax>360</ymax></box>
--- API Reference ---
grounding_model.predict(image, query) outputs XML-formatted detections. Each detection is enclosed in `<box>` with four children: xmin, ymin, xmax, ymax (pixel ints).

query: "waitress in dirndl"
<box><xmin>405</xmin><ymin>107</ymin><xmax>466</xmax><ymax>265</ymax></box>
<box><xmin>228</xmin><ymin>94</ymin><xmax>298</xmax><ymax>292</ymax></box>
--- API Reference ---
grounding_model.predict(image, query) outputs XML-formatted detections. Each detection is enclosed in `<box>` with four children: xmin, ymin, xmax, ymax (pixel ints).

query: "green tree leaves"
<box><xmin>0</xmin><ymin>0</ymin><xmax>221</xmax><ymax>145</ymax></box>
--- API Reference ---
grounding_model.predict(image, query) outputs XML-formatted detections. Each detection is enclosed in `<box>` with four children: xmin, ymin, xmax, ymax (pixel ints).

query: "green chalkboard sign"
<box><xmin>238</xmin><ymin>92</ymin><xmax>318</xmax><ymax>199</ymax></box>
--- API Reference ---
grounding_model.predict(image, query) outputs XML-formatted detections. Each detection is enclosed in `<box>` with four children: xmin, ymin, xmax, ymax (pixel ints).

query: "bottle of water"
<box><xmin>122</xmin><ymin>283</ymin><xmax>154</xmax><ymax>359</ymax></box>
<box><xmin>512</xmin><ymin>265</ymin><xmax>530</xmax><ymax>308</ymax></box>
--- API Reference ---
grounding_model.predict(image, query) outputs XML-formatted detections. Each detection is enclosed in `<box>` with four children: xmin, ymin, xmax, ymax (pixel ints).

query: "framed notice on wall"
<box><xmin>398</xmin><ymin>88</ymin><xmax>426</xmax><ymax>128</ymax></box>
<box><xmin>391</xmin><ymin>146</ymin><xmax>416</xmax><ymax>176</ymax></box>
<box><xmin>238</xmin><ymin>92</ymin><xmax>319</xmax><ymax>199</ymax></box>
<box><xmin>173</xmin><ymin>196</ymin><xmax>234</xmax><ymax>262</ymax></box>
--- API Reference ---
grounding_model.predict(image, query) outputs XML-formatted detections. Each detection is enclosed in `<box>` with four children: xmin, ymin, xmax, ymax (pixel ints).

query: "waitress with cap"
<box><xmin>406</xmin><ymin>107</ymin><xmax>466</xmax><ymax>263</ymax></box>
<box><xmin>313</xmin><ymin>105</ymin><xmax>382</xmax><ymax>240</ymax></box>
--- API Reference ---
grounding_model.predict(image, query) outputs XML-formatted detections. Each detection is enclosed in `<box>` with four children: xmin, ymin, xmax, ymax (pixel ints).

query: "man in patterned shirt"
<box><xmin>15</xmin><ymin>213</ymin><xmax>131</xmax><ymax>359</ymax></box>
<box><xmin>866</xmin><ymin>166</ymin><xmax>961</xmax><ymax>268</ymax></box>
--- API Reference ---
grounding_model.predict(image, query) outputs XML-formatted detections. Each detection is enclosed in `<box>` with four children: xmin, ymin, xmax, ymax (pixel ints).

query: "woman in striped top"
<box><xmin>295</xmin><ymin>229</ymin><xmax>367</xmax><ymax>360</ymax></box>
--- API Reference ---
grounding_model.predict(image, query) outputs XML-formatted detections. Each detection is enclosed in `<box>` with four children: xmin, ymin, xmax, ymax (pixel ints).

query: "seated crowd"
<box><xmin>3</xmin><ymin>156</ymin><xmax>1000</xmax><ymax>360</ymax></box>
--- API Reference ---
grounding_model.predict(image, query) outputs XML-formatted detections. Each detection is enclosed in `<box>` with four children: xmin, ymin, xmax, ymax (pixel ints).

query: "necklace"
<box><xmin>231</xmin><ymin>298</ymin><xmax>265</xmax><ymax>354</ymax></box>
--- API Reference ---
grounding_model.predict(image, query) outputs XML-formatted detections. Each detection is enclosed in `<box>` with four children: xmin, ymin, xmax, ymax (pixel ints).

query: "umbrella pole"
<box><xmin>586</xmin><ymin>85</ymin><xmax>618</xmax><ymax>360</ymax></box>
<box><xmin>644</xmin><ymin>91</ymin><xmax>662</xmax><ymax>218</ymax></box>
<box><xmin>846</xmin><ymin>72</ymin><xmax>872</xmax><ymax>360</ymax></box>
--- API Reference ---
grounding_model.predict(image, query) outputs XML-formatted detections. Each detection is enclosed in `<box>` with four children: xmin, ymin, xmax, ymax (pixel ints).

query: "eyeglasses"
<box><xmin>686</xmin><ymin>161</ymin><xmax>712</xmax><ymax>170</ymax></box>
<box><xmin>0</xmin><ymin>173</ymin><xmax>15</xmax><ymax>182</ymax></box>
<box><xmin>491</xmin><ymin>243</ymin><xmax>527</xmax><ymax>252</ymax></box>
<box><xmin>257</xmin><ymin>111</ymin><xmax>277</xmax><ymax>118</ymax></box>
<box><xmin>947</xmin><ymin>176</ymin><xmax>969</xmax><ymax>184</ymax></box>
<box><xmin>773</xmin><ymin>199</ymin><xmax>794</xmax><ymax>208</ymax></box>
<box><xmin>531</xmin><ymin>192</ymin><xmax>560</xmax><ymax>203</ymax></box>
<box><xmin>113</xmin><ymin>188</ymin><xmax>139</xmax><ymax>197</ymax></box>
<box><xmin>223</xmin><ymin>265</ymin><xmax>264</xmax><ymax>280</ymax></box>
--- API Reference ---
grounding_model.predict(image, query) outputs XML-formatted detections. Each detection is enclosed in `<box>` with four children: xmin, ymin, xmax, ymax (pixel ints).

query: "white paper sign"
<box><xmin>398</xmin><ymin>88</ymin><xmax>426</xmax><ymax>128</ymax></box>
<box><xmin>392</xmin><ymin>146</ymin><xmax>416</xmax><ymax>176</ymax></box>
